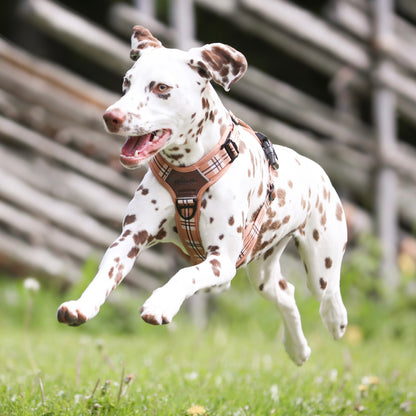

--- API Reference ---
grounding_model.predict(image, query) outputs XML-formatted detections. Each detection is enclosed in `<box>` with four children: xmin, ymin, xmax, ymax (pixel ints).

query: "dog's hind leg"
<box><xmin>246</xmin><ymin>237</ymin><xmax>311</xmax><ymax>366</ymax></box>
<box><xmin>295</xmin><ymin>201</ymin><xmax>348</xmax><ymax>340</ymax></box>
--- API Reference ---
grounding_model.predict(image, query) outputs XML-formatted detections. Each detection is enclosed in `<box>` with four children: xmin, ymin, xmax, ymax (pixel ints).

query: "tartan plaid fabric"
<box><xmin>236</xmin><ymin>197</ymin><xmax>270</xmax><ymax>267</ymax></box>
<box><xmin>149</xmin><ymin>119</ymin><xmax>276</xmax><ymax>267</ymax></box>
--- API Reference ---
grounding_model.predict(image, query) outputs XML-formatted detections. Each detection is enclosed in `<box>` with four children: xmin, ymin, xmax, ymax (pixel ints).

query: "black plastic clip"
<box><xmin>176</xmin><ymin>197</ymin><xmax>198</xmax><ymax>220</ymax></box>
<box><xmin>256</xmin><ymin>132</ymin><xmax>279</xmax><ymax>170</ymax></box>
<box><xmin>221</xmin><ymin>137</ymin><xmax>239</xmax><ymax>162</ymax></box>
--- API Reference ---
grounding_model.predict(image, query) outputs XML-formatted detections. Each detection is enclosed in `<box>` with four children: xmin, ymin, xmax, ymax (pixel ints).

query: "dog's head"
<box><xmin>103</xmin><ymin>26</ymin><xmax>247</xmax><ymax>168</ymax></box>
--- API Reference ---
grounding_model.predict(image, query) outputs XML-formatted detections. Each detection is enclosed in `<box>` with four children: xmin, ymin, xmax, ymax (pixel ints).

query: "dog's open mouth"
<box><xmin>120</xmin><ymin>129</ymin><xmax>171</xmax><ymax>167</ymax></box>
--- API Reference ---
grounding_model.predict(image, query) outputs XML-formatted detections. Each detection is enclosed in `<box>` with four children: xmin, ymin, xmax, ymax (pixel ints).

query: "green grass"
<box><xmin>0</xmin><ymin>270</ymin><xmax>415</xmax><ymax>416</ymax></box>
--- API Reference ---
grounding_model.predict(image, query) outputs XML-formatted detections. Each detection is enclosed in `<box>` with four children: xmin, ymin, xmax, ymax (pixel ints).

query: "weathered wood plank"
<box><xmin>0</xmin><ymin>116</ymin><xmax>138</xmax><ymax>195</ymax></box>
<box><xmin>21</xmin><ymin>0</ymin><xmax>131</xmax><ymax>74</ymax></box>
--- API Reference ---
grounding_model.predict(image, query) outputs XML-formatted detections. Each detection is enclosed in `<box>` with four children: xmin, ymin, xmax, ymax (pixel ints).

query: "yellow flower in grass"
<box><xmin>359</xmin><ymin>375</ymin><xmax>380</xmax><ymax>394</ymax></box>
<box><xmin>362</xmin><ymin>375</ymin><xmax>380</xmax><ymax>386</ymax></box>
<box><xmin>186</xmin><ymin>404</ymin><xmax>207</xmax><ymax>415</ymax></box>
<box><xmin>344</xmin><ymin>325</ymin><xmax>363</xmax><ymax>345</ymax></box>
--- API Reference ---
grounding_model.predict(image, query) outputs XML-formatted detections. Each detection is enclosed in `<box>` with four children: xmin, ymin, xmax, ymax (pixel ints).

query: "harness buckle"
<box><xmin>176</xmin><ymin>197</ymin><xmax>198</xmax><ymax>220</ymax></box>
<box><xmin>256</xmin><ymin>132</ymin><xmax>279</xmax><ymax>170</ymax></box>
<box><xmin>221</xmin><ymin>137</ymin><xmax>239</xmax><ymax>162</ymax></box>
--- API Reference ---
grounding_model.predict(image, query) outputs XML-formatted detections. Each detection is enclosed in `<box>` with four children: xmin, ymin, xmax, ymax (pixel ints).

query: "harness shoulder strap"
<box><xmin>149</xmin><ymin>125</ymin><xmax>238</xmax><ymax>263</ymax></box>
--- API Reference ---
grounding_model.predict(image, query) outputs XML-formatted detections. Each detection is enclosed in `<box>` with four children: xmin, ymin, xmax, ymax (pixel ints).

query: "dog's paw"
<box><xmin>140</xmin><ymin>288</ymin><xmax>183</xmax><ymax>325</ymax></box>
<box><xmin>57</xmin><ymin>301</ymin><xmax>98</xmax><ymax>326</ymax></box>
<box><xmin>319</xmin><ymin>293</ymin><xmax>348</xmax><ymax>340</ymax></box>
<box><xmin>283</xmin><ymin>333</ymin><xmax>311</xmax><ymax>366</ymax></box>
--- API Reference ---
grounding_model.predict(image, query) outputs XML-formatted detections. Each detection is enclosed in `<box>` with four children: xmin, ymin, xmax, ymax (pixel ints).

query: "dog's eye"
<box><xmin>155</xmin><ymin>83</ymin><xmax>171</xmax><ymax>93</ymax></box>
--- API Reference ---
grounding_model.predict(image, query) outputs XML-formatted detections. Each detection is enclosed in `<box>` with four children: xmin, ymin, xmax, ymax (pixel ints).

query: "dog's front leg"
<box><xmin>57</xmin><ymin>231</ymin><xmax>149</xmax><ymax>326</ymax></box>
<box><xmin>57</xmin><ymin>185</ymin><xmax>172</xmax><ymax>326</ymax></box>
<box><xmin>141</xmin><ymin>254</ymin><xmax>237</xmax><ymax>325</ymax></box>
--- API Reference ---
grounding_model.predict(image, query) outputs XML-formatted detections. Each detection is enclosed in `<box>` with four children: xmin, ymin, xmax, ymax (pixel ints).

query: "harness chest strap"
<box><xmin>149</xmin><ymin>120</ymin><xmax>277</xmax><ymax>267</ymax></box>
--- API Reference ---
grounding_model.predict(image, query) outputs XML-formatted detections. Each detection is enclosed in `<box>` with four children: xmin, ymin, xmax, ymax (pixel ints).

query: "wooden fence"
<box><xmin>1</xmin><ymin>0</ymin><xmax>416</xmax><ymax>290</ymax></box>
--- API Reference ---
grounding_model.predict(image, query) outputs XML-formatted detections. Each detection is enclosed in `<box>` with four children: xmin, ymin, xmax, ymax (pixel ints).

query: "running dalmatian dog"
<box><xmin>57</xmin><ymin>26</ymin><xmax>348</xmax><ymax>366</ymax></box>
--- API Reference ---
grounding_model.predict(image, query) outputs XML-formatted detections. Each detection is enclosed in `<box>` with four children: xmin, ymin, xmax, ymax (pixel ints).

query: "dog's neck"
<box><xmin>161</xmin><ymin>85</ymin><xmax>232</xmax><ymax>166</ymax></box>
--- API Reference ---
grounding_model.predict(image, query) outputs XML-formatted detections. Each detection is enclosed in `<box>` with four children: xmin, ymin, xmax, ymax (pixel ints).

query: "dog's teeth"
<box><xmin>155</xmin><ymin>130</ymin><xmax>164</xmax><ymax>137</ymax></box>
<box><xmin>134</xmin><ymin>150</ymin><xmax>140</xmax><ymax>157</ymax></box>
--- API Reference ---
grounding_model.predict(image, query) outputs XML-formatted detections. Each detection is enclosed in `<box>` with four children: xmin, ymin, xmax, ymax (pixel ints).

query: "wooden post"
<box><xmin>135</xmin><ymin>0</ymin><xmax>155</xmax><ymax>16</ymax></box>
<box><xmin>170</xmin><ymin>0</ymin><xmax>196</xmax><ymax>49</ymax></box>
<box><xmin>372</xmin><ymin>0</ymin><xmax>399</xmax><ymax>285</ymax></box>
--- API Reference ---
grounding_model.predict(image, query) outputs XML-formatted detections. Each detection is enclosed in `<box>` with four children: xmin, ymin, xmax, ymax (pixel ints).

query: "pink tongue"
<box><xmin>121</xmin><ymin>134</ymin><xmax>151</xmax><ymax>156</ymax></box>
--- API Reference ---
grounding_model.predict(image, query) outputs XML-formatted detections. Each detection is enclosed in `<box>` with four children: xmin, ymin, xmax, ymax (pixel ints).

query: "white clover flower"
<box><xmin>270</xmin><ymin>384</ymin><xmax>279</xmax><ymax>402</ymax></box>
<box><xmin>329</xmin><ymin>368</ymin><xmax>338</xmax><ymax>382</ymax></box>
<box><xmin>23</xmin><ymin>277</ymin><xmax>40</xmax><ymax>292</ymax></box>
<box><xmin>185</xmin><ymin>371</ymin><xmax>199</xmax><ymax>381</ymax></box>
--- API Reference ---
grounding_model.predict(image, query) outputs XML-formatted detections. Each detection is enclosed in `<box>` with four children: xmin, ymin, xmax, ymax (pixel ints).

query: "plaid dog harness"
<box><xmin>149</xmin><ymin>115</ymin><xmax>278</xmax><ymax>267</ymax></box>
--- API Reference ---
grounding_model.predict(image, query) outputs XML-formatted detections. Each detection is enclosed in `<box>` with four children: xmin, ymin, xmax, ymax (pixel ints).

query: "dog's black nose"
<box><xmin>103</xmin><ymin>108</ymin><xmax>126</xmax><ymax>133</ymax></box>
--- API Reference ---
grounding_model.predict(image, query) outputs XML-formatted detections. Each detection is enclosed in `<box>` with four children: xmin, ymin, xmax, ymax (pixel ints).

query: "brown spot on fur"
<box><xmin>134</xmin><ymin>230</ymin><xmax>149</xmax><ymax>245</ymax></box>
<box><xmin>132</xmin><ymin>26</ymin><xmax>161</xmax><ymax>51</ymax></box>
<box><xmin>115</xmin><ymin>271</ymin><xmax>123</xmax><ymax>285</ymax></box>
<box><xmin>277</xmin><ymin>189</ymin><xmax>286</xmax><ymax>207</ymax></box>
<box><xmin>128</xmin><ymin>246</ymin><xmax>140</xmax><ymax>258</ymax></box>
<box><xmin>210</xmin><ymin>259</ymin><xmax>221</xmax><ymax>277</ymax></box>
<box><xmin>228</xmin><ymin>216</ymin><xmax>235</xmax><ymax>226</ymax></box>
<box><xmin>110</xmin><ymin>242</ymin><xmax>119</xmax><ymax>248</ymax></box>
<box><xmin>313</xmin><ymin>229</ymin><xmax>319</xmax><ymax>241</ymax></box>
<box><xmin>325</xmin><ymin>257</ymin><xmax>333</xmax><ymax>268</ymax></box>
<box><xmin>321</xmin><ymin>212</ymin><xmax>327</xmax><ymax>227</ymax></box>
<box><xmin>155</xmin><ymin>228</ymin><xmax>167</xmax><ymax>240</ymax></box>
<box><xmin>109</xmin><ymin>267</ymin><xmax>114</xmax><ymax>279</ymax></box>
<box><xmin>319</xmin><ymin>278</ymin><xmax>327</xmax><ymax>290</ymax></box>
<box><xmin>220</xmin><ymin>123</ymin><xmax>227</xmax><ymax>137</ymax></box>
<box><xmin>279</xmin><ymin>279</ymin><xmax>288</xmax><ymax>290</ymax></box>
<box><xmin>219</xmin><ymin>234</ymin><xmax>224</xmax><ymax>240</ymax></box>
<box><xmin>207</xmin><ymin>245</ymin><xmax>220</xmax><ymax>253</ymax></box>
<box><xmin>158</xmin><ymin>219</ymin><xmax>167</xmax><ymax>228</ymax></box>
<box><xmin>336</xmin><ymin>203</ymin><xmax>343</xmax><ymax>221</ymax></box>
<box><xmin>123</xmin><ymin>215</ymin><xmax>136</xmax><ymax>226</ymax></box>
<box><xmin>301</xmin><ymin>197</ymin><xmax>306</xmax><ymax>210</ymax></box>
<box><xmin>257</xmin><ymin>181</ymin><xmax>264</xmax><ymax>197</ymax></box>
<box><xmin>298</xmin><ymin>218</ymin><xmax>307</xmax><ymax>235</ymax></box>
<box><xmin>264</xmin><ymin>247</ymin><xmax>274</xmax><ymax>260</ymax></box>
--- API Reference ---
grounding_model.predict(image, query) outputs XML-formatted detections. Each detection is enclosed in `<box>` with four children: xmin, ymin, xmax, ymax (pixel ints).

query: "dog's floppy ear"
<box><xmin>188</xmin><ymin>43</ymin><xmax>247</xmax><ymax>91</ymax></box>
<box><xmin>130</xmin><ymin>26</ymin><xmax>162</xmax><ymax>61</ymax></box>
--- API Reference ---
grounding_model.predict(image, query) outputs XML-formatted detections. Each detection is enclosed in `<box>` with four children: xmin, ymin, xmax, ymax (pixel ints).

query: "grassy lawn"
<box><xmin>0</xmin><ymin>267</ymin><xmax>415</xmax><ymax>415</ymax></box>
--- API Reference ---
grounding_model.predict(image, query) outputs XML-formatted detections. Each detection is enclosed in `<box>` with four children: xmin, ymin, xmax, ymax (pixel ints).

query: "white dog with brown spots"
<box><xmin>57</xmin><ymin>26</ymin><xmax>348</xmax><ymax>366</ymax></box>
